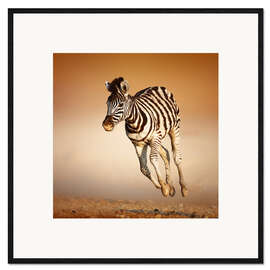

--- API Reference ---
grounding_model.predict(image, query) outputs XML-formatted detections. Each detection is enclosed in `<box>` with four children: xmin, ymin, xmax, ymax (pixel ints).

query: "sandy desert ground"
<box><xmin>54</xmin><ymin>195</ymin><xmax>218</xmax><ymax>218</ymax></box>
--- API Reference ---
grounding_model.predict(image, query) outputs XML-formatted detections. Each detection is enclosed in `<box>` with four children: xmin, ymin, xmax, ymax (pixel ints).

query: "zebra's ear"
<box><xmin>120</xmin><ymin>80</ymin><xmax>129</xmax><ymax>94</ymax></box>
<box><xmin>105</xmin><ymin>81</ymin><xmax>111</xmax><ymax>92</ymax></box>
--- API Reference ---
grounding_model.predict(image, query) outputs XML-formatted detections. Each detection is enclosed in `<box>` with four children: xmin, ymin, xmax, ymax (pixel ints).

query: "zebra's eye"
<box><xmin>118</xmin><ymin>102</ymin><xmax>124</xmax><ymax>107</ymax></box>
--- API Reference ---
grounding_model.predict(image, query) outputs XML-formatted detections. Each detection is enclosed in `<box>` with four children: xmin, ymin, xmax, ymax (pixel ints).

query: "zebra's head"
<box><xmin>102</xmin><ymin>77</ymin><xmax>130</xmax><ymax>132</ymax></box>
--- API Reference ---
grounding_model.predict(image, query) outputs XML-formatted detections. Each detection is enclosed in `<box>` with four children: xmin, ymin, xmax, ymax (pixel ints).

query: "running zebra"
<box><xmin>102</xmin><ymin>77</ymin><xmax>187</xmax><ymax>197</ymax></box>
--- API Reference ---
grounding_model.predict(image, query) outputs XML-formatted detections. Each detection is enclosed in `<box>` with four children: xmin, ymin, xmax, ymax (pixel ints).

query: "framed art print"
<box><xmin>8</xmin><ymin>8</ymin><xmax>263</xmax><ymax>263</ymax></box>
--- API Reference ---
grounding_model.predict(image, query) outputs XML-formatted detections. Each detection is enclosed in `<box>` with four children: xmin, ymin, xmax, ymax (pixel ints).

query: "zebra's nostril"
<box><xmin>103</xmin><ymin>123</ymin><xmax>114</xmax><ymax>131</ymax></box>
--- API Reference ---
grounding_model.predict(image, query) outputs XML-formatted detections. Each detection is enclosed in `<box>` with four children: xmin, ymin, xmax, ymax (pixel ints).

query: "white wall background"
<box><xmin>0</xmin><ymin>0</ymin><xmax>268</xmax><ymax>269</ymax></box>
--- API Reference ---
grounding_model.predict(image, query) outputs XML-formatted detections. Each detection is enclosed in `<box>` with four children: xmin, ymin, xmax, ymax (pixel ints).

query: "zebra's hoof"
<box><xmin>161</xmin><ymin>183</ymin><xmax>170</xmax><ymax>197</ymax></box>
<box><xmin>169</xmin><ymin>186</ymin><xmax>176</xmax><ymax>197</ymax></box>
<box><xmin>181</xmin><ymin>187</ymin><xmax>188</xmax><ymax>197</ymax></box>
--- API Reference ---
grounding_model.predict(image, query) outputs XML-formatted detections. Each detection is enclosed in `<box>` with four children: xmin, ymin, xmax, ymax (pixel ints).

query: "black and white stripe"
<box><xmin>102</xmin><ymin>77</ymin><xmax>188</xmax><ymax>198</ymax></box>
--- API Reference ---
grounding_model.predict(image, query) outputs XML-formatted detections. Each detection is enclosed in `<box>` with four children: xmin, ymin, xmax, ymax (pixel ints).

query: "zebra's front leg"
<box><xmin>159</xmin><ymin>145</ymin><xmax>176</xmax><ymax>197</ymax></box>
<box><xmin>150</xmin><ymin>137</ymin><xmax>170</xmax><ymax>197</ymax></box>
<box><xmin>134</xmin><ymin>143</ymin><xmax>161</xmax><ymax>189</ymax></box>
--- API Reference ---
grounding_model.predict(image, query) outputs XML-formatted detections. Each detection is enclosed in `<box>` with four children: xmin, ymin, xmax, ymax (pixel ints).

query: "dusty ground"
<box><xmin>54</xmin><ymin>195</ymin><xmax>218</xmax><ymax>218</ymax></box>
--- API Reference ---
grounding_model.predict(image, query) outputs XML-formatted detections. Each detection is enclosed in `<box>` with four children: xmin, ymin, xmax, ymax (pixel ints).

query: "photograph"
<box><xmin>8</xmin><ymin>8</ymin><xmax>263</xmax><ymax>263</ymax></box>
<box><xmin>53</xmin><ymin>53</ymin><xmax>218</xmax><ymax>218</ymax></box>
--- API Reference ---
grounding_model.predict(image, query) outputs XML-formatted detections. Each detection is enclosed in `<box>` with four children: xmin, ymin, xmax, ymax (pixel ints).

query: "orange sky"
<box><xmin>54</xmin><ymin>53</ymin><xmax>218</xmax><ymax>205</ymax></box>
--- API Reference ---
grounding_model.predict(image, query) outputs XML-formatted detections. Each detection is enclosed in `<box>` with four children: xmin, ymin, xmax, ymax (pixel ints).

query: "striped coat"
<box><xmin>125</xmin><ymin>86</ymin><xmax>180</xmax><ymax>144</ymax></box>
<box><xmin>103</xmin><ymin>77</ymin><xmax>187</xmax><ymax>198</ymax></box>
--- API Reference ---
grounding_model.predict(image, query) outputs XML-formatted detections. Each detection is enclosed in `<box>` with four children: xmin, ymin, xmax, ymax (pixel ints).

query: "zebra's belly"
<box><xmin>126</xmin><ymin>123</ymin><xmax>167</xmax><ymax>143</ymax></box>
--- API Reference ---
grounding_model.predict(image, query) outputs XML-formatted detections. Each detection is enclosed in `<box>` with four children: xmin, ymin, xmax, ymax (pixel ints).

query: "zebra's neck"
<box><xmin>125</xmin><ymin>96</ymin><xmax>137</xmax><ymax>123</ymax></box>
<box><xmin>124</xmin><ymin>96</ymin><xmax>147</xmax><ymax>135</ymax></box>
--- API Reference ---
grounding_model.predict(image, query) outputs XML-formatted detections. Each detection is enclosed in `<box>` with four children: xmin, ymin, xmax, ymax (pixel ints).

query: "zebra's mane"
<box><xmin>134</xmin><ymin>87</ymin><xmax>151</xmax><ymax>97</ymax></box>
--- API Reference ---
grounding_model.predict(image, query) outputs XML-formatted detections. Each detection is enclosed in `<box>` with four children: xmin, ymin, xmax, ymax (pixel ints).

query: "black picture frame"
<box><xmin>8</xmin><ymin>8</ymin><xmax>264</xmax><ymax>264</ymax></box>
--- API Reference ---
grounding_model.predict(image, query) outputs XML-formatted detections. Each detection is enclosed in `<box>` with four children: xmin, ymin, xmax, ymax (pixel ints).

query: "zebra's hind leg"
<box><xmin>150</xmin><ymin>137</ymin><xmax>170</xmax><ymax>197</ymax></box>
<box><xmin>159</xmin><ymin>145</ymin><xmax>176</xmax><ymax>197</ymax></box>
<box><xmin>169</xmin><ymin>127</ymin><xmax>188</xmax><ymax>197</ymax></box>
<box><xmin>134</xmin><ymin>143</ymin><xmax>161</xmax><ymax>189</ymax></box>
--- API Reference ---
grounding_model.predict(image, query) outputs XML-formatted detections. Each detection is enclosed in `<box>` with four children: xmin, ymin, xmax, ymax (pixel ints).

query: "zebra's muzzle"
<box><xmin>102</xmin><ymin>116</ymin><xmax>114</xmax><ymax>131</ymax></box>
